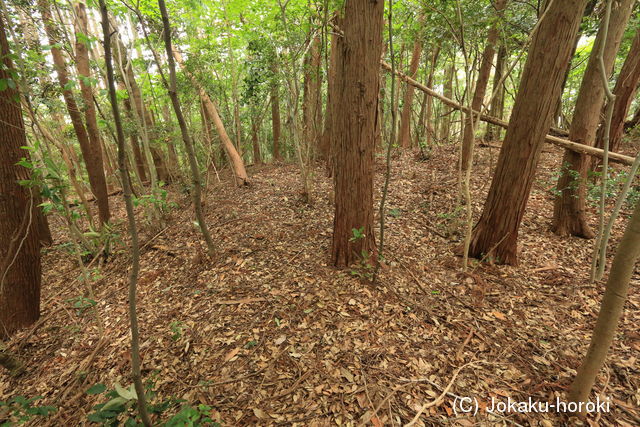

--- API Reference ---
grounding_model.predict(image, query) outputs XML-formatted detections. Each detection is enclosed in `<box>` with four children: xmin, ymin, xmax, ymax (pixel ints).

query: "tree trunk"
<box><xmin>568</xmin><ymin>197</ymin><xmax>640</xmax><ymax>409</ymax></box>
<box><xmin>552</xmin><ymin>0</ymin><xmax>635</xmax><ymax>238</ymax></box>
<box><xmin>468</xmin><ymin>0</ymin><xmax>589</xmax><ymax>265</ymax></box>
<box><xmin>270</xmin><ymin>62</ymin><xmax>282</xmax><ymax>161</ymax></box>
<box><xmin>251</xmin><ymin>115</ymin><xmax>262</xmax><ymax>164</ymax></box>
<box><xmin>422</xmin><ymin>47</ymin><xmax>440</xmax><ymax>147</ymax></box>
<box><xmin>121</xmin><ymin>82</ymin><xmax>148</xmax><ymax>182</ymax></box>
<box><xmin>0</xmin><ymin>13</ymin><xmax>42</xmax><ymax>338</ymax></box>
<box><xmin>484</xmin><ymin>45</ymin><xmax>507</xmax><ymax>142</ymax></box>
<box><xmin>440</xmin><ymin>63</ymin><xmax>455</xmax><ymax>142</ymax></box>
<box><xmin>303</xmin><ymin>35</ymin><xmax>322</xmax><ymax>154</ymax></box>
<box><xmin>158</xmin><ymin>0</ymin><xmax>216</xmax><ymax>254</ymax></box>
<box><xmin>321</xmin><ymin>25</ymin><xmax>340</xmax><ymax>170</ymax></box>
<box><xmin>39</xmin><ymin>0</ymin><xmax>110</xmax><ymax>225</ymax></box>
<box><xmin>594</xmin><ymin>27</ymin><xmax>640</xmax><ymax>157</ymax></box>
<box><xmin>397</xmin><ymin>39</ymin><xmax>423</xmax><ymax>149</ymax></box>
<box><xmin>331</xmin><ymin>0</ymin><xmax>384</xmax><ymax>268</ymax></box>
<box><xmin>624</xmin><ymin>104</ymin><xmax>640</xmax><ymax>132</ymax></box>
<box><xmin>173</xmin><ymin>50</ymin><xmax>249</xmax><ymax>185</ymax></box>
<box><xmin>460</xmin><ymin>0</ymin><xmax>507</xmax><ymax>172</ymax></box>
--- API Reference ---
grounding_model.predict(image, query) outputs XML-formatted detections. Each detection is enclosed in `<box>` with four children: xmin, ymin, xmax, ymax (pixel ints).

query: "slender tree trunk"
<box><xmin>120</xmin><ymin>82</ymin><xmax>148</xmax><ymax>182</ymax></box>
<box><xmin>321</xmin><ymin>25</ymin><xmax>340</xmax><ymax>170</ymax></box>
<box><xmin>460</xmin><ymin>0</ymin><xmax>507</xmax><ymax>172</ymax></box>
<box><xmin>303</xmin><ymin>35</ymin><xmax>322</xmax><ymax>154</ymax></box>
<box><xmin>423</xmin><ymin>47</ymin><xmax>440</xmax><ymax>147</ymax></box>
<box><xmin>552</xmin><ymin>0</ymin><xmax>635</xmax><ymax>238</ymax></box>
<box><xmin>158</xmin><ymin>0</ymin><xmax>216</xmax><ymax>254</ymax></box>
<box><xmin>594</xmin><ymin>28</ymin><xmax>640</xmax><ymax>157</ymax></box>
<box><xmin>98</xmin><ymin>1</ymin><xmax>151</xmax><ymax>424</ymax></box>
<box><xmin>468</xmin><ymin>0</ymin><xmax>589</xmax><ymax>265</ymax></box>
<box><xmin>397</xmin><ymin>39</ymin><xmax>423</xmax><ymax>148</ymax></box>
<box><xmin>173</xmin><ymin>50</ymin><xmax>249</xmax><ymax>185</ymax></box>
<box><xmin>0</xmin><ymin>13</ymin><xmax>41</xmax><ymax>339</ymax></box>
<box><xmin>440</xmin><ymin>63</ymin><xmax>455</xmax><ymax>142</ymax></box>
<box><xmin>270</xmin><ymin>62</ymin><xmax>282</xmax><ymax>161</ymax></box>
<box><xmin>251</xmin><ymin>115</ymin><xmax>262</xmax><ymax>164</ymax></box>
<box><xmin>331</xmin><ymin>0</ymin><xmax>384</xmax><ymax>268</ymax></box>
<box><xmin>484</xmin><ymin>45</ymin><xmax>507</xmax><ymax>142</ymax></box>
<box><xmin>39</xmin><ymin>0</ymin><xmax>110</xmax><ymax>225</ymax></box>
<box><xmin>568</xmin><ymin>197</ymin><xmax>640</xmax><ymax>409</ymax></box>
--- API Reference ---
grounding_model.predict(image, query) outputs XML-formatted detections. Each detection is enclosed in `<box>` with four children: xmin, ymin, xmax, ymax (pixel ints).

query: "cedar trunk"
<box><xmin>331</xmin><ymin>0</ymin><xmax>384</xmax><ymax>268</ymax></box>
<box><xmin>484</xmin><ymin>45</ymin><xmax>507</xmax><ymax>142</ymax></box>
<box><xmin>397</xmin><ymin>40</ymin><xmax>423</xmax><ymax>148</ymax></box>
<box><xmin>552</xmin><ymin>0</ymin><xmax>635</xmax><ymax>238</ymax></box>
<box><xmin>468</xmin><ymin>0</ymin><xmax>588</xmax><ymax>265</ymax></box>
<box><xmin>39</xmin><ymin>0</ymin><xmax>110</xmax><ymax>225</ymax></box>
<box><xmin>0</xmin><ymin>14</ymin><xmax>41</xmax><ymax>338</ymax></box>
<box><xmin>439</xmin><ymin>63</ymin><xmax>455</xmax><ymax>142</ymax></box>
<box><xmin>460</xmin><ymin>0</ymin><xmax>506</xmax><ymax>172</ymax></box>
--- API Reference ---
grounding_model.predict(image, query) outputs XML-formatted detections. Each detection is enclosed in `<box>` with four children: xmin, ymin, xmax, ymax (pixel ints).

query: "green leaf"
<box><xmin>86</xmin><ymin>383</ymin><xmax>107</xmax><ymax>395</ymax></box>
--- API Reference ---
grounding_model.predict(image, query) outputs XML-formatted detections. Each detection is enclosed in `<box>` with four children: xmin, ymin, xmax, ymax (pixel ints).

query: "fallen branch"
<box><xmin>381</xmin><ymin>61</ymin><xmax>635</xmax><ymax>166</ymax></box>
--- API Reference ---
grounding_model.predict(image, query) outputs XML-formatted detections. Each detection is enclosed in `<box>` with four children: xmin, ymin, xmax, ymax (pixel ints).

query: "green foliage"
<box><xmin>0</xmin><ymin>396</ymin><xmax>56</xmax><ymax>425</ymax></box>
<box><xmin>85</xmin><ymin>382</ymin><xmax>220</xmax><ymax>426</ymax></box>
<box><xmin>349</xmin><ymin>227</ymin><xmax>365</xmax><ymax>242</ymax></box>
<box><xmin>66</xmin><ymin>295</ymin><xmax>97</xmax><ymax>316</ymax></box>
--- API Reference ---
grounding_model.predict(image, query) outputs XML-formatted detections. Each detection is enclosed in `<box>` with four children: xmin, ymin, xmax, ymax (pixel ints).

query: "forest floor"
<box><xmin>1</xmin><ymin>139</ymin><xmax>639</xmax><ymax>426</ymax></box>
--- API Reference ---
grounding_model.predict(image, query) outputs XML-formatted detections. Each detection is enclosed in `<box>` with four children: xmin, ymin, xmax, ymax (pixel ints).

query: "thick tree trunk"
<box><xmin>468</xmin><ymin>0</ymin><xmax>589</xmax><ymax>265</ymax></box>
<box><xmin>594</xmin><ymin>28</ymin><xmax>640</xmax><ymax>157</ymax></box>
<box><xmin>173</xmin><ymin>50</ymin><xmax>249</xmax><ymax>185</ymax></box>
<box><xmin>39</xmin><ymin>0</ymin><xmax>110</xmax><ymax>225</ymax></box>
<box><xmin>568</xmin><ymin>197</ymin><xmax>640</xmax><ymax>409</ymax></box>
<box><xmin>0</xmin><ymin>14</ymin><xmax>41</xmax><ymax>338</ymax></box>
<box><xmin>484</xmin><ymin>45</ymin><xmax>507</xmax><ymax>142</ymax></box>
<box><xmin>397</xmin><ymin>39</ymin><xmax>423</xmax><ymax>148</ymax></box>
<box><xmin>331</xmin><ymin>0</ymin><xmax>384</xmax><ymax>268</ymax></box>
<box><xmin>460</xmin><ymin>0</ymin><xmax>506</xmax><ymax>172</ymax></box>
<box><xmin>552</xmin><ymin>0</ymin><xmax>635</xmax><ymax>238</ymax></box>
<box><xmin>440</xmin><ymin>63</ymin><xmax>455</xmax><ymax>142</ymax></box>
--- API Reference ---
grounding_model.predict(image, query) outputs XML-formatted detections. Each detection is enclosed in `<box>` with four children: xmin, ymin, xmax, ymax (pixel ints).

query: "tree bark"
<box><xmin>397</xmin><ymin>39</ymin><xmax>423</xmax><ymax>148</ymax></box>
<box><xmin>552</xmin><ymin>0</ymin><xmax>635</xmax><ymax>238</ymax></box>
<box><xmin>468</xmin><ymin>0</ymin><xmax>589</xmax><ymax>265</ymax></box>
<box><xmin>440</xmin><ymin>63</ymin><xmax>455</xmax><ymax>142</ymax></box>
<box><xmin>0</xmin><ymin>13</ymin><xmax>42</xmax><ymax>339</ymax></box>
<box><xmin>158</xmin><ymin>0</ymin><xmax>216</xmax><ymax>254</ymax></box>
<box><xmin>484</xmin><ymin>45</ymin><xmax>507</xmax><ymax>142</ymax></box>
<box><xmin>594</xmin><ymin>27</ymin><xmax>640</xmax><ymax>157</ymax></box>
<box><xmin>39</xmin><ymin>0</ymin><xmax>110</xmax><ymax>225</ymax></box>
<box><xmin>321</xmin><ymin>24</ymin><xmax>340</xmax><ymax>170</ymax></box>
<box><xmin>173</xmin><ymin>50</ymin><xmax>249</xmax><ymax>185</ymax></box>
<box><xmin>331</xmin><ymin>0</ymin><xmax>384</xmax><ymax>268</ymax></box>
<box><xmin>568</xmin><ymin>197</ymin><xmax>640</xmax><ymax>409</ymax></box>
<box><xmin>251</xmin><ymin>115</ymin><xmax>262</xmax><ymax>164</ymax></box>
<box><xmin>303</xmin><ymin>35</ymin><xmax>322</xmax><ymax>154</ymax></box>
<box><xmin>270</xmin><ymin>62</ymin><xmax>282</xmax><ymax>161</ymax></box>
<box><xmin>460</xmin><ymin>0</ymin><xmax>507</xmax><ymax>172</ymax></box>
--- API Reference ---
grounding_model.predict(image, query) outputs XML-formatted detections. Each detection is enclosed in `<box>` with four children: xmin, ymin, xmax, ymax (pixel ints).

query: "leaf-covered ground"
<box><xmin>1</xmin><ymin>141</ymin><xmax>639</xmax><ymax>426</ymax></box>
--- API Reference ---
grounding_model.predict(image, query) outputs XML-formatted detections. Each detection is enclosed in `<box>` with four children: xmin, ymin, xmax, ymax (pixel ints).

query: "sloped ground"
<box><xmin>1</xmin><ymin>141</ymin><xmax>639</xmax><ymax>426</ymax></box>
